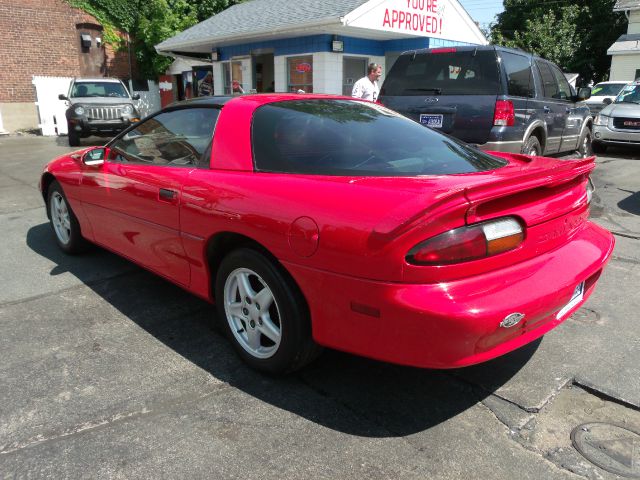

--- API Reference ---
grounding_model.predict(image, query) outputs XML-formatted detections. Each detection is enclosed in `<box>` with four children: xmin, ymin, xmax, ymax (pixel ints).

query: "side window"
<box><xmin>109</xmin><ymin>108</ymin><xmax>219</xmax><ymax>167</ymax></box>
<box><xmin>500</xmin><ymin>52</ymin><xmax>534</xmax><ymax>98</ymax></box>
<box><xmin>549</xmin><ymin>64</ymin><xmax>573</xmax><ymax>100</ymax></box>
<box><xmin>535</xmin><ymin>61</ymin><xmax>559</xmax><ymax>99</ymax></box>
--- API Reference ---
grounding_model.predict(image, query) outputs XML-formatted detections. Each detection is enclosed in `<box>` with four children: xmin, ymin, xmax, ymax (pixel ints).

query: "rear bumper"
<box><xmin>477</xmin><ymin>140</ymin><xmax>522</xmax><ymax>153</ymax></box>
<box><xmin>285</xmin><ymin>221</ymin><xmax>614</xmax><ymax>369</ymax></box>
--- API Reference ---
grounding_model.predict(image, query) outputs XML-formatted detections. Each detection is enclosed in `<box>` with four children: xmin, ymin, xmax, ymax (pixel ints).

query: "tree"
<box><xmin>67</xmin><ymin>0</ymin><xmax>239</xmax><ymax>78</ymax></box>
<box><xmin>491</xmin><ymin>0</ymin><xmax>627</xmax><ymax>83</ymax></box>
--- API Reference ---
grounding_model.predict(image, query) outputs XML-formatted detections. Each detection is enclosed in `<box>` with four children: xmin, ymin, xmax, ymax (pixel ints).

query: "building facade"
<box><xmin>156</xmin><ymin>0</ymin><xmax>487</xmax><ymax>101</ymax></box>
<box><xmin>0</xmin><ymin>0</ymin><xmax>134</xmax><ymax>132</ymax></box>
<box><xmin>609</xmin><ymin>0</ymin><xmax>640</xmax><ymax>81</ymax></box>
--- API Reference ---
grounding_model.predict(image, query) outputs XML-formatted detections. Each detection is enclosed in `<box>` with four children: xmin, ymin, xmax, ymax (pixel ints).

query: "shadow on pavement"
<box><xmin>599</xmin><ymin>146</ymin><xmax>640</xmax><ymax>160</ymax></box>
<box><xmin>618</xmin><ymin>189</ymin><xmax>640</xmax><ymax>216</ymax></box>
<box><xmin>26</xmin><ymin>221</ymin><xmax>539</xmax><ymax>437</ymax></box>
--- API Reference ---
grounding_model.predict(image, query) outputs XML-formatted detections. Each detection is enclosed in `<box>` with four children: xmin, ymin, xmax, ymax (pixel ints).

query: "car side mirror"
<box><xmin>603</xmin><ymin>97</ymin><xmax>613</xmax><ymax>105</ymax></box>
<box><xmin>59</xmin><ymin>94</ymin><xmax>68</xmax><ymax>100</ymax></box>
<box><xmin>132</xmin><ymin>93</ymin><xmax>140</xmax><ymax>100</ymax></box>
<box><xmin>577</xmin><ymin>87</ymin><xmax>591</xmax><ymax>101</ymax></box>
<box><xmin>82</xmin><ymin>147</ymin><xmax>106</xmax><ymax>166</ymax></box>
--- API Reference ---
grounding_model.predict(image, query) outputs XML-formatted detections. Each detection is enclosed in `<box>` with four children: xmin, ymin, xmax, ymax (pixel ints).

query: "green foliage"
<box><xmin>66</xmin><ymin>0</ymin><xmax>237</xmax><ymax>78</ymax></box>
<box><xmin>491</xmin><ymin>0</ymin><xmax>627</xmax><ymax>82</ymax></box>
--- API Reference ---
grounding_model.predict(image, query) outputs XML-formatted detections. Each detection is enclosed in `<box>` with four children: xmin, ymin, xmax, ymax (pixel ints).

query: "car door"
<box><xmin>80</xmin><ymin>107</ymin><xmax>219</xmax><ymax>286</ymax></box>
<box><xmin>548</xmin><ymin>63</ymin><xmax>583</xmax><ymax>152</ymax></box>
<box><xmin>534</xmin><ymin>60</ymin><xmax>566</xmax><ymax>154</ymax></box>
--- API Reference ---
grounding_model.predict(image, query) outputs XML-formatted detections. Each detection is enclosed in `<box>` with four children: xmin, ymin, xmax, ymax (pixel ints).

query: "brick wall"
<box><xmin>0</xmin><ymin>0</ymin><xmax>136</xmax><ymax>103</ymax></box>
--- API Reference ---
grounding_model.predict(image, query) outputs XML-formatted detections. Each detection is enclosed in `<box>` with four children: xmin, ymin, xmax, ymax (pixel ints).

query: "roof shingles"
<box><xmin>614</xmin><ymin>0</ymin><xmax>640</xmax><ymax>11</ymax></box>
<box><xmin>157</xmin><ymin>0</ymin><xmax>369</xmax><ymax>50</ymax></box>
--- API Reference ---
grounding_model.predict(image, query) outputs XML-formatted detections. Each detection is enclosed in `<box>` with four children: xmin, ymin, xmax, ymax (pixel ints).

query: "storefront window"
<box><xmin>287</xmin><ymin>56</ymin><xmax>313</xmax><ymax>93</ymax></box>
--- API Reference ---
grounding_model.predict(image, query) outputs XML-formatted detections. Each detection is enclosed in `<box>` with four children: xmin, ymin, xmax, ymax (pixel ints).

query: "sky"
<box><xmin>458</xmin><ymin>0</ymin><xmax>505</xmax><ymax>29</ymax></box>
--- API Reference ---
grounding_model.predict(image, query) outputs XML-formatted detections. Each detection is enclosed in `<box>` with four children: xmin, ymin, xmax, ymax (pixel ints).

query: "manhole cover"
<box><xmin>572</xmin><ymin>422</ymin><xmax>640</xmax><ymax>478</ymax></box>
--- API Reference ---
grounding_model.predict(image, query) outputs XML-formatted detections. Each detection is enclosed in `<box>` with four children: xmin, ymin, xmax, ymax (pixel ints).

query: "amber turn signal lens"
<box><xmin>487</xmin><ymin>232</ymin><xmax>524</xmax><ymax>256</ymax></box>
<box><xmin>407</xmin><ymin>217</ymin><xmax>524</xmax><ymax>265</ymax></box>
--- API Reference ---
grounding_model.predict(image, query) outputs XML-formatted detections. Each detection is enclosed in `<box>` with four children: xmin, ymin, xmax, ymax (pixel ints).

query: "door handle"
<box><xmin>543</xmin><ymin>106</ymin><xmax>551</xmax><ymax>114</ymax></box>
<box><xmin>566</xmin><ymin>107</ymin><xmax>571</xmax><ymax>113</ymax></box>
<box><xmin>159</xmin><ymin>188</ymin><xmax>177</xmax><ymax>201</ymax></box>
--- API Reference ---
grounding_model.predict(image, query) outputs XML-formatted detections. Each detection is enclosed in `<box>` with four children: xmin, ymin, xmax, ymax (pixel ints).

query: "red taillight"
<box><xmin>493</xmin><ymin>100</ymin><xmax>515</xmax><ymax>127</ymax></box>
<box><xmin>430</xmin><ymin>48</ymin><xmax>457</xmax><ymax>54</ymax></box>
<box><xmin>407</xmin><ymin>218</ymin><xmax>524</xmax><ymax>265</ymax></box>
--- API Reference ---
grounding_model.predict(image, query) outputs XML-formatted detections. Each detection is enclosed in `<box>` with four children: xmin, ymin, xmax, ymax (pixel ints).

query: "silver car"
<box><xmin>593</xmin><ymin>81</ymin><xmax>640</xmax><ymax>153</ymax></box>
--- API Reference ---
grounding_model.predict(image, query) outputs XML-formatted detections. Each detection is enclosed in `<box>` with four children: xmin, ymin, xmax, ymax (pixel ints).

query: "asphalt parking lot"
<box><xmin>1</xmin><ymin>135</ymin><xmax>639</xmax><ymax>479</ymax></box>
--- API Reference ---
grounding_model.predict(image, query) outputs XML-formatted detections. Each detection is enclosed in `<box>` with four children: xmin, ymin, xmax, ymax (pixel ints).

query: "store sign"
<box><xmin>382</xmin><ymin>0</ymin><xmax>444</xmax><ymax>35</ymax></box>
<box><xmin>342</xmin><ymin>0</ymin><xmax>488</xmax><ymax>45</ymax></box>
<box><xmin>296</xmin><ymin>63</ymin><xmax>312</xmax><ymax>73</ymax></box>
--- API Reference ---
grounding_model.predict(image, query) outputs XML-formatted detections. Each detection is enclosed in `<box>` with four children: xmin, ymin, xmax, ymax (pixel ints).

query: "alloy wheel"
<box><xmin>223</xmin><ymin>267</ymin><xmax>282</xmax><ymax>359</ymax></box>
<box><xmin>50</xmin><ymin>191</ymin><xmax>71</xmax><ymax>245</ymax></box>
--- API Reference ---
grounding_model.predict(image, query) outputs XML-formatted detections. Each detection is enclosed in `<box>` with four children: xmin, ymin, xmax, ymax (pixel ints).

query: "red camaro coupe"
<box><xmin>40</xmin><ymin>94</ymin><xmax>615</xmax><ymax>374</ymax></box>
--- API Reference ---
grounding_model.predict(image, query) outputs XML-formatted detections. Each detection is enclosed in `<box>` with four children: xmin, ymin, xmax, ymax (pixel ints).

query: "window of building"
<box><xmin>287</xmin><ymin>56</ymin><xmax>313</xmax><ymax>93</ymax></box>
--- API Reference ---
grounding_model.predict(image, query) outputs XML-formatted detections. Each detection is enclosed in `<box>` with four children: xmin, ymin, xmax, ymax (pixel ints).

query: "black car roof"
<box><xmin>168</xmin><ymin>96</ymin><xmax>234</xmax><ymax>108</ymax></box>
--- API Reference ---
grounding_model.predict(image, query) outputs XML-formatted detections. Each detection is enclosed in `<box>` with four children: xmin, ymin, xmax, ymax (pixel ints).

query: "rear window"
<box><xmin>382</xmin><ymin>50</ymin><xmax>501</xmax><ymax>96</ymax></box>
<box><xmin>252</xmin><ymin>100</ymin><xmax>506</xmax><ymax>176</ymax></box>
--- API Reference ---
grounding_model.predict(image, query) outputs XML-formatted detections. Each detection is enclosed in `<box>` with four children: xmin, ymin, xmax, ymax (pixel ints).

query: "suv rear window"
<box><xmin>252</xmin><ymin>100</ymin><xmax>506</xmax><ymax>176</ymax></box>
<box><xmin>382</xmin><ymin>50</ymin><xmax>501</xmax><ymax>96</ymax></box>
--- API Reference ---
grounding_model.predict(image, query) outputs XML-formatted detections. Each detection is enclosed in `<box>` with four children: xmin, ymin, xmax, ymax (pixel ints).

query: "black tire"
<box><xmin>214</xmin><ymin>248</ymin><xmax>321</xmax><ymax>374</ymax></box>
<box><xmin>577</xmin><ymin>129</ymin><xmax>594</xmax><ymax>158</ymax></box>
<box><xmin>47</xmin><ymin>180</ymin><xmax>87</xmax><ymax>254</ymax></box>
<box><xmin>68</xmin><ymin>127</ymin><xmax>80</xmax><ymax>147</ymax></box>
<box><xmin>592</xmin><ymin>141</ymin><xmax>607</xmax><ymax>155</ymax></box>
<box><xmin>522</xmin><ymin>135</ymin><xmax>542</xmax><ymax>156</ymax></box>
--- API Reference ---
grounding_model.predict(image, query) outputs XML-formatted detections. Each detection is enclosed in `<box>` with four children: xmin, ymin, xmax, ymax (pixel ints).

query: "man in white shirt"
<box><xmin>351</xmin><ymin>63</ymin><xmax>382</xmax><ymax>102</ymax></box>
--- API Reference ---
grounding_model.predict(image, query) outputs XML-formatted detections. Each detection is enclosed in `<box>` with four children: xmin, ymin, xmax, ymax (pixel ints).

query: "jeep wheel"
<box><xmin>68</xmin><ymin>127</ymin><xmax>80</xmax><ymax>147</ymax></box>
<box><xmin>522</xmin><ymin>136</ymin><xmax>542</xmax><ymax>156</ymax></box>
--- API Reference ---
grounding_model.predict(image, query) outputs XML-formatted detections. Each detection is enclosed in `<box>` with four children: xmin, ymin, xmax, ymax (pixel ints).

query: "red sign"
<box><xmin>296</xmin><ymin>63</ymin><xmax>312</xmax><ymax>73</ymax></box>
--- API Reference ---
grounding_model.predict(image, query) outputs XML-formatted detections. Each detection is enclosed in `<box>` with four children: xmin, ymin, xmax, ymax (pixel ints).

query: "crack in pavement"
<box><xmin>0</xmin><ymin>172</ymin><xmax>40</xmax><ymax>189</ymax></box>
<box><xmin>0</xmin><ymin>384</ymin><xmax>230</xmax><ymax>456</ymax></box>
<box><xmin>611</xmin><ymin>231</ymin><xmax>640</xmax><ymax>241</ymax></box>
<box><xmin>476</xmin><ymin>400</ymin><xmax>587</xmax><ymax>479</ymax></box>
<box><xmin>0</xmin><ymin>269</ymin><xmax>138</xmax><ymax>308</ymax></box>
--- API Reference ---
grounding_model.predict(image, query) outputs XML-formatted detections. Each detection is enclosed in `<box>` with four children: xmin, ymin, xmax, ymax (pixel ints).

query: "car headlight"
<box><xmin>122</xmin><ymin>104</ymin><xmax>133</xmax><ymax>115</ymax></box>
<box><xmin>594</xmin><ymin>114</ymin><xmax>609</xmax><ymax>126</ymax></box>
<box><xmin>74</xmin><ymin>106</ymin><xmax>85</xmax><ymax>116</ymax></box>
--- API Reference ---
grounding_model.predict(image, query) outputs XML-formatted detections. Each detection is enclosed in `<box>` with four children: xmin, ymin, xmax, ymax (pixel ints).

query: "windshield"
<box><xmin>592</xmin><ymin>83</ymin><xmax>626</xmax><ymax>97</ymax></box>
<box><xmin>252</xmin><ymin>100</ymin><xmax>507</xmax><ymax>176</ymax></box>
<box><xmin>71</xmin><ymin>81</ymin><xmax>129</xmax><ymax>98</ymax></box>
<box><xmin>615</xmin><ymin>84</ymin><xmax>640</xmax><ymax>104</ymax></box>
<box><xmin>382</xmin><ymin>50</ymin><xmax>501</xmax><ymax>96</ymax></box>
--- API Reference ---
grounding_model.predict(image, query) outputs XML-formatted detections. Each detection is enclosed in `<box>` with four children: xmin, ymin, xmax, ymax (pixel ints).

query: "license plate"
<box><xmin>556</xmin><ymin>282</ymin><xmax>585</xmax><ymax>319</ymax></box>
<box><xmin>420</xmin><ymin>114</ymin><xmax>443</xmax><ymax>128</ymax></box>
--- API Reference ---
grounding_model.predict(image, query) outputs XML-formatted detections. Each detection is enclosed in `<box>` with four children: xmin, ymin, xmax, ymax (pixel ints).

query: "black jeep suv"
<box><xmin>59</xmin><ymin>78</ymin><xmax>141</xmax><ymax>147</ymax></box>
<box><xmin>379</xmin><ymin>46</ymin><xmax>594</xmax><ymax>157</ymax></box>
